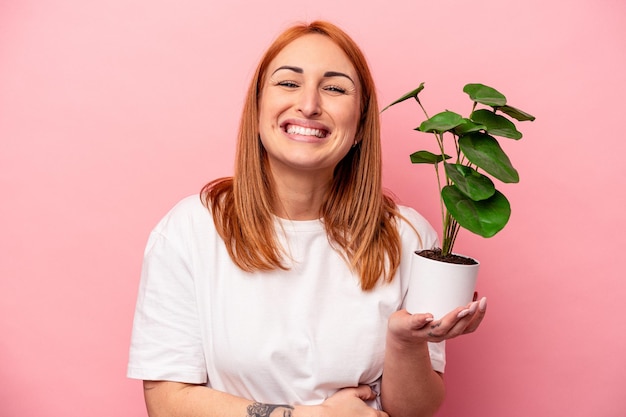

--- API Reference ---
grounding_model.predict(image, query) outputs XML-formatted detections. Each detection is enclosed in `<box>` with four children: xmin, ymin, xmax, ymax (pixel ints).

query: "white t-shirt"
<box><xmin>127</xmin><ymin>195</ymin><xmax>444</xmax><ymax>406</ymax></box>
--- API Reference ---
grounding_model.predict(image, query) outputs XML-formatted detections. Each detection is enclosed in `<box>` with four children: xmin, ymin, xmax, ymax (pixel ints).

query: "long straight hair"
<box><xmin>202</xmin><ymin>21</ymin><xmax>406</xmax><ymax>290</ymax></box>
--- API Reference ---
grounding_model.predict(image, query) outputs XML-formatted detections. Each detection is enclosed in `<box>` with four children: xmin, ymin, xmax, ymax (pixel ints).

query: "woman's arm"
<box><xmin>144</xmin><ymin>381</ymin><xmax>254</xmax><ymax>417</ymax></box>
<box><xmin>144</xmin><ymin>381</ymin><xmax>390</xmax><ymax>417</ymax></box>
<box><xmin>379</xmin><ymin>318</ymin><xmax>445</xmax><ymax>417</ymax></box>
<box><xmin>380</xmin><ymin>298</ymin><xmax>487</xmax><ymax>417</ymax></box>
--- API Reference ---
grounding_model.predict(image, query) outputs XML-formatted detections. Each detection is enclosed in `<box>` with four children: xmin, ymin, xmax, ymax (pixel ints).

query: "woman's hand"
<box><xmin>389</xmin><ymin>296</ymin><xmax>487</xmax><ymax>345</ymax></box>
<box><xmin>303</xmin><ymin>385</ymin><xmax>388</xmax><ymax>417</ymax></box>
<box><xmin>379</xmin><ymin>297</ymin><xmax>486</xmax><ymax>417</ymax></box>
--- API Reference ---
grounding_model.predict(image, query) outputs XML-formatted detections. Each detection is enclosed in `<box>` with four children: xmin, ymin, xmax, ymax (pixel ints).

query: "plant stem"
<box><xmin>442</xmin><ymin>213</ymin><xmax>459</xmax><ymax>256</ymax></box>
<box><xmin>442</xmin><ymin>212</ymin><xmax>452</xmax><ymax>255</ymax></box>
<box><xmin>416</xmin><ymin>97</ymin><xmax>455</xmax><ymax>255</ymax></box>
<box><xmin>449</xmin><ymin>219</ymin><xmax>460</xmax><ymax>255</ymax></box>
<box><xmin>433</xmin><ymin>132</ymin><xmax>448</xmax><ymax>238</ymax></box>
<box><xmin>434</xmin><ymin>160</ymin><xmax>445</xmax><ymax>237</ymax></box>
<box><xmin>415</xmin><ymin>97</ymin><xmax>429</xmax><ymax>119</ymax></box>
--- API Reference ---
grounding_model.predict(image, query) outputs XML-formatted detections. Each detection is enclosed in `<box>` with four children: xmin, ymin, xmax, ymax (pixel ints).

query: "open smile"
<box><xmin>281</xmin><ymin>121</ymin><xmax>330</xmax><ymax>139</ymax></box>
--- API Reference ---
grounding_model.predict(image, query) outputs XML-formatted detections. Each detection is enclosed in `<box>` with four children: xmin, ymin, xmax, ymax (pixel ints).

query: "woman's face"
<box><xmin>258</xmin><ymin>34</ymin><xmax>361</xmax><ymax>181</ymax></box>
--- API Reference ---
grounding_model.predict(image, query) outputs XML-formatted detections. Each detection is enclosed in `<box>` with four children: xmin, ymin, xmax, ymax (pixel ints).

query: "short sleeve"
<box><xmin>127</xmin><ymin>227</ymin><xmax>207</xmax><ymax>383</ymax></box>
<box><xmin>427</xmin><ymin>341</ymin><xmax>446</xmax><ymax>373</ymax></box>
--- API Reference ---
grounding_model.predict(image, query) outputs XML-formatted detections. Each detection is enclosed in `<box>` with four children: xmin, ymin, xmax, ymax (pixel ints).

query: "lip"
<box><xmin>280</xmin><ymin>119</ymin><xmax>331</xmax><ymax>142</ymax></box>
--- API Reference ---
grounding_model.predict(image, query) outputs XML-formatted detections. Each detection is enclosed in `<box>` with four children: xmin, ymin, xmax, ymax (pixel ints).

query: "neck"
<box><xmin>270</xmin><ymin>171</ymin><xmax>332</xmax><ymax>221</ymax></box>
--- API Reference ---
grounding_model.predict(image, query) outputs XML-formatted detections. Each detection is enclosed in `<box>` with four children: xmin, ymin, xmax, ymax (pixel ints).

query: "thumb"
<box><xmin>352</xmin><ymin>384</ymin><xmax>376</xmax><ymax>401</ymax></box>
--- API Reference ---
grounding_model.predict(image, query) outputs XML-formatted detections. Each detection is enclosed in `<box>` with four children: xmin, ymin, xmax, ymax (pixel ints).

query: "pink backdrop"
<box><xmin>1</xmin><ymin>0</ymin><xmax>625</xmax><ymax>416</ymax></box>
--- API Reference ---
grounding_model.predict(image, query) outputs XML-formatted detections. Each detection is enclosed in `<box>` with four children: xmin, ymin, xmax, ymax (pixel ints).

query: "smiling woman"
<box><xmin>258</xmin><ymin>34</ymin><xmax>361</xmax><ymax>197</ymax></box>
<box><xmin>127</xmin><ymin>20</ymin><xmax>487</xmax><ymax>417</ymax></box>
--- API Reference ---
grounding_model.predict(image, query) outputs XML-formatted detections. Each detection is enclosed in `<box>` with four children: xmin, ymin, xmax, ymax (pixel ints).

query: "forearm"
<box><xmin>380</xmin><ymin>338</ymin><xmax>445</xmax><ymax>417</ymax></box>
<box><xmin>143</xmin><ymin>381</ymin><xmax>382</xmax><ymax>417</ymax></box>
<box><xmin>144</xmin><ymin>381</ymin><xmax>304</xmax><ymax>417</ymax></box>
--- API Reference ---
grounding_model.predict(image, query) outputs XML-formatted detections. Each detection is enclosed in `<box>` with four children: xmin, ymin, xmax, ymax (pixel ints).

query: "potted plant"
<box><xmin>382</xmin><ymin>83</ymin><xmax>535</xmax><ymax>317</ymax></box>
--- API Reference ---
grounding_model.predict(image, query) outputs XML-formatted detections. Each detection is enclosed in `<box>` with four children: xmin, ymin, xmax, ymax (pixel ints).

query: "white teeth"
<box><xmin>286</xmin><ymin>125</ymin><xmax>326</xmax><ymax>138</ymax></box>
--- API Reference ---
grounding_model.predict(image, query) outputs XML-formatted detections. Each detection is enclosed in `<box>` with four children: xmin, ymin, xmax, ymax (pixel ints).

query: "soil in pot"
<box><xmin>418</xmin><ymin>248</ymin><xmax>478</xmax><ymax>265</ymax></box>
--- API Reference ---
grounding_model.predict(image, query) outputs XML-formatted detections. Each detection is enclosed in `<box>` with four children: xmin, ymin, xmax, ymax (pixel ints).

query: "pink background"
<box><xmin>1</xmin><ymin>0</ymin><xmax>625</xmax><ymax>416</ymax></box>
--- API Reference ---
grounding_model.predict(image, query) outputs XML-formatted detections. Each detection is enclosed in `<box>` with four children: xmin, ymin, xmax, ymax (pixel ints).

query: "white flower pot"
<box><xmin>403</xmin><ymin>251</ymin><xmax>479</xmax><ymax>319</ymax></box>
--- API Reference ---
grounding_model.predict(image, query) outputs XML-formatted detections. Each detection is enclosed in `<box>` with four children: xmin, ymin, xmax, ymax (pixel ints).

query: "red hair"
<box><xmin>202</xmin><ymin>21</ymin><xmax>406</xmax><ymax>290</ymax></box>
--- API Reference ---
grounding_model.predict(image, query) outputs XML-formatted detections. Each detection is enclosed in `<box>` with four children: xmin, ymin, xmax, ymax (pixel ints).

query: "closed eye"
<box><xmin>277</xmin><ymin>80</ymin><xmax>299</xmax><ymax>88</ymax></box>
<box><xmin>324</xmin><ymin>85</ymin><xmax>347</xmax><ymax>94</ymax></box>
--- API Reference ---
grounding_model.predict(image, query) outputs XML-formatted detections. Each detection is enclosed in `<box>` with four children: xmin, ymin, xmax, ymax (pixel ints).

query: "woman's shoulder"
<box><xmin>152</xmin><ymin>194</ymin><xmax>212</xmax><ymax>234</ymax></box>
<box><xmin>172</xmin><ymin>194</ymin><xmax>206</xmax><ymax>211</ymax></box>
<box><xmin>395</xmin><ymin>204</ymin><xmax>439</xmax><ymax>249</ymax></box>
<box><xmin>396</xmin><ymin>204</ymin><xmax>431</xmax><ymax>228</ymax></box>
<box><xmin>164</xmin><ymin>194</ymin><xmax>208</xmax><ymax>217</ymax></box>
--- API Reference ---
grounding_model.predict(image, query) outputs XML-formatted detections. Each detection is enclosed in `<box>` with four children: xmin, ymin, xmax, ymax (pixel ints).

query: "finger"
<box><xmin>352</xmin><ymin>384</ymin><xmax>376</xmax><ymax>401</ymax></box>
<box><xmin>427</xmin><ymin>299</ymin><xmax>483</xmax><ymax>340</ymax></box>
<box><xmin>437</xmin><ymin>304</ymin><xmax>472</xmax><ymax>324</ymax></box>
<box><xmin>409</xmin><ymin>312</ymin><xmax>435</xmax><ymax>330</ymax></box>
<box><xmin>449</xmin><ymin>297</ymin><xmax>487</xmax><ymax>336</ymax></box>
<box><xmin>463</xmin><ymin>297</ymin><xmax>487</xmax><ymax>334</ymax></box>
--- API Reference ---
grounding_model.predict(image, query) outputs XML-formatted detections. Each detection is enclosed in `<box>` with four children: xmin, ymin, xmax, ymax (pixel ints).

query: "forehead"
<box><xmin>268</xmin><ymin>34</ymin><xmax>357</xmax><ymax>76</ymax></box>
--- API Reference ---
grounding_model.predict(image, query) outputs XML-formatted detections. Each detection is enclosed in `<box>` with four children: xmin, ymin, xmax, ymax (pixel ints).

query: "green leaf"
<box><xmin>499</xmin><ymin>105</ymin><xmax>536</xmax><ymax>122</ymax></box>
<box><xmin>444</xmin><ymin>163</ymin><xmax>495</xmax><ymax>201</ymax></box>
<box><xmin>463</xmin><ymin>83</ymin><xmax>507</xmax><ymax>107</ymax></box>
<box><xmin>459</xmin><ymin>132</ymin><xmax>519</xmax><ymax>183</ymax></box>
<box><xmin>442</xmin><ymin>186</ymin><xmax>511</xmax><ymax>237</ymax></box>
<box><xmin>470</xmin><ymin>109</ymin><xmax>522</xmax><ymax>139</ymax></box>
<box><xmin>410</xmin><ymin>150</ymin><xmax>451</xmax><ymax>164</ymax></box>
<box><xmin>381</xmin><ymin>83</ymin><xmax>425</xmax><ymax>112</ymax></box>
<box><xmin>418</xmin><ymin>111</ymin><xmax>464</xmax><ymax>134</ymax></box>
<box><xmin>454</xmin><ymin>118</ymin><xmax>486</xmax><ymax>135</ymax></box>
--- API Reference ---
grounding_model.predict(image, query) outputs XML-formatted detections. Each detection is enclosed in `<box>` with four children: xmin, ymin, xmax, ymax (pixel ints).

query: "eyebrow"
<box><xmin>272</xmin><ymin>66</ymin><xmax>355</xmax><ymax>85</ymax></box>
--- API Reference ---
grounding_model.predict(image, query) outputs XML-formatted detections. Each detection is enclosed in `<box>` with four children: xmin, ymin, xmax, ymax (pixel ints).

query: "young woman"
<box><xmin>128</xmin><ymin>21</ymin><xmax>486</xmax><ymax>417</ymax></box>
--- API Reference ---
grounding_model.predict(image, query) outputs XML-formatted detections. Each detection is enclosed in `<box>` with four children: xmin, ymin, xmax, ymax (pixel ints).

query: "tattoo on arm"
<box><xmin>247</xmin><ymin>402</ymin><xmax>294</xmax><ymax>417</ymax></box>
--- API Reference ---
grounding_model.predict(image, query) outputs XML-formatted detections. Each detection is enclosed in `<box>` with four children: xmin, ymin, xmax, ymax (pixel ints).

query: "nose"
<box><xmin>297</xmin><ymin>86</ymin><xmax>321</xmax><ymax>117</ymax></box>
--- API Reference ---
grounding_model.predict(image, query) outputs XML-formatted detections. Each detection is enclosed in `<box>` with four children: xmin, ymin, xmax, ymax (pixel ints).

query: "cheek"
<box><xmin>346</xmin><ymin>112</ymin><xmax>361</xmax><ymax>139</ymax></box>
<box><xmin>342</xmin><ymin>98</ymin><xmax>361</xmax><ymax>133</ymax></box>
<box><xmin>258</xmin><ymin>94</ymin><xmax>286</xmax><ymax>128</ymax></box>
<box><xmin>257</xmin><ymin>95</ymin><xmax>269</xmax><ymax>123</ymax></box>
